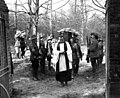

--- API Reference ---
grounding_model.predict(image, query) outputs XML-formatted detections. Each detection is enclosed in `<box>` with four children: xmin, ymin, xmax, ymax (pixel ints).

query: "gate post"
<box><xmin>0</xmin><ymin>0</ymin><xmax>9</xmax><ymax>98</ymax></box>
<box><xmin>106</xmin><ymin>0</ymin><xmax>120</xmax><ymax>98</ymax></box>
<box><xmin>105</xmin><ymin>0</ymin><xmax>110</xmax><ymax>98</ymax></box>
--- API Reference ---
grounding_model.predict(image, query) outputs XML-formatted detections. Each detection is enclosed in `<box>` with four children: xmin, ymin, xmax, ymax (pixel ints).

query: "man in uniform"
<box><xmin>88</xmin><ymin>33</ymin><xmax>99</xmax><ymax>77</ymax></box>
<box><xmin>39</xmin><ymin>35</ymin><xmax>47</xmax><ymax>74</ymax></box>
<box><xmin>29</xmin><ymin>35</ymin><xmax>40</xmax><ymax>80</ymax></box>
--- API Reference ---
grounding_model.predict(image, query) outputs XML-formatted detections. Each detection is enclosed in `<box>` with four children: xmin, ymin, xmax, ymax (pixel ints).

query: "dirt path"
<box><xmin>11</xmin><ymin>46</ymin><xmax>105</xmax><ymax>98</ymax></box>
<box><xmin>11</xmin><ymin>61</ymin><xmax>105</xmax><ymax>98</ymax></box>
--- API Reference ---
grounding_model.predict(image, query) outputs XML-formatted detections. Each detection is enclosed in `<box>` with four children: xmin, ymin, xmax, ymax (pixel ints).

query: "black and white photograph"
<box><xmin>0</xmin><ymin>0</ymin><xmax>119</xmax><ymax>98</ymax></box>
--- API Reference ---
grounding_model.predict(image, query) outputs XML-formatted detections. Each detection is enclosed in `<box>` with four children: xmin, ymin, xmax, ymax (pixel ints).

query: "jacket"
<box><xmin>89</xmin><ymin>38</ymin><xmax>98</xmax><ymax>58</ymax></box>
<box><xmin>29</xmin><ymin>42</ymin><xmax>39</xmax><ymax>61</ymax></box>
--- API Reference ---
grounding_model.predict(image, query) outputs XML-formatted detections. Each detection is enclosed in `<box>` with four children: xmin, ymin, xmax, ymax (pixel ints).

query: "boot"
<box><xmin>61</xmin><ymin>82</ymin><xmax>65</xmax><ymax>87</ymax></box>
<box><xmin>35</xmin><ymin>76</ymin><xmax>39</xmax><ymax>80</ymax></box>
<box><xmin>65</xmin><ymin>81</ymin><xmax>68</xmax><ymax>85</ymax></box>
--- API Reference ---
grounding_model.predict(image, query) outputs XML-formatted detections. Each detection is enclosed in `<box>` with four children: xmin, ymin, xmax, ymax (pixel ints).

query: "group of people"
<box><xmin>29</xmin><ymin>34</ymin><xmax>55</xmax><ymax>81</ymax></box>
<box><xmin>14</xmin><ymin>30</ymin><xmax>26</xmax><ymax>59</ymax></box>
<box><xmin>51</xmin><ymin>32</ymin><xmax>83</xmax><ymax>86</ymax></box>
<box><xmin>86</xmin><ymin>32</ymin><xmax>104</xmax><ymax>77</ymax></box>
<box><xmin>14</xmin><ymin>30</ymin><xmax>104</xmax><ymax>87</ymax></box>
<box><xmin>28</xmin><ymin>32</ymin><xmax>83</xmax><ymax>87</ymax></box>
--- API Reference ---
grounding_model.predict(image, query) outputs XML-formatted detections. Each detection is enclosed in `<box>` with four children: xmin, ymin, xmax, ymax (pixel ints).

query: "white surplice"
<box><xmin>51</xmin><ymin>41</ymin><xmax>72</xmax><ymax>72</ymax></box>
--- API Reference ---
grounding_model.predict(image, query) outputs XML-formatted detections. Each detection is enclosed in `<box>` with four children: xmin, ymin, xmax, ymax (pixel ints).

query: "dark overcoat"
<box><xmin>89</xmin><ymin>38</ymin><xmax>98</xmax><ymax>58</ymax></box>
<box><xmin>29</xmin><ymin>42</ymin><xmax>39</xmax><ymax>61</ymax></box>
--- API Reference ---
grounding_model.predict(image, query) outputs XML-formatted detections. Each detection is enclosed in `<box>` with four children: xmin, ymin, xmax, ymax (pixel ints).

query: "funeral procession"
<box><xmin>1</xmin><ymin>0</ymin><xmax>120</xmax><ymax>98</ymax></box>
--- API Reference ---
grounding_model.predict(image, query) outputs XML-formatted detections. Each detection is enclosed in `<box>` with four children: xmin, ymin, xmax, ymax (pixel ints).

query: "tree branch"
<box><xmin>52</xmin><ymin>0</ymin><xmax>65</xmax><ymax>5</ymax></box>
<box><xmin>28</xmin><ymin>0</ymin><xmax>34</xmax><ymax>14</ymax></box>
<box><xmin>95</xmin><ymin>0</ymin><xmax>105</xmax><ymax>9</ymax></box>
<box><xmin>36</xmin><ymin>0</ymin><xmax>51</xmax><ymax>12</ymax></box>
<box><xmin>53</xmin><ymin>0</ymin><xmax>70</xmax><ymax>11</ymax></box>
<box><xmin>32</xmin><ymin>0</ymin><xmax>36</xmax><ymax>5</ymax></box>
<box><xmin>9</xmin><ymin>10</ymin><xmax>28</xmax><ymax>14</ymax></box>
<box><xmin>92</xmin><ymin>0</ymin><xmax>105</xmax><ymax>9</ymax></box>
<box><xmin>87</xmin><ymin>5</ymin><xmax>105</xmax><ymax>14</ymax></box>
<box><xmin>45</xmin><ymin>3</ymin><xmax>49</xmax><ymax>14</ymax></box>
<box><xmin>37</xmin><ymin>0</ymin><xmax>70</xmax><ymax>14</ymax></box>
<box><xmin>18</xmin><ymin>0</ymin><xmax>29</xmax><ymax>12</ymax></box>
<box><xmin>40</xmin><ymin>5</ymin><xmax>70</xmax><ymax>19</ymax></box>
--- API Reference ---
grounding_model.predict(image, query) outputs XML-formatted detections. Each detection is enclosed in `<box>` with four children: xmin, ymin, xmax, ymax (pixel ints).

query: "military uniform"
<box><xmin>89</xmin><ymin>33</ymin><xmax>99</xmax><ymax>77</ymax></box>
<box><xmin>29</xmin><ymin>35</ymin><xmax>39</xmax><ymax>80</ymax></box>
<box><xmin>46</xmin><ymin>37</ymin><xmax>53</xmax><ymax>70</ymax></box>
<box><xmin>39</xmin><ymin>37</ymin><xmax>47</xmax><ymax>74</ymax></box>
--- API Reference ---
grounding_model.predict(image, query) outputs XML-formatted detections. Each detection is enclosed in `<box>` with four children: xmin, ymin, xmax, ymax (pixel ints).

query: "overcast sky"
<box><xmin>5</xmin><ymin>0</ymin><xmax>105</xmax><ymax>17</ymax></box>
<box><xmin>5</xmin><ymin>0</ymin><xmax>70</xmax><ymax>11</ymax></box>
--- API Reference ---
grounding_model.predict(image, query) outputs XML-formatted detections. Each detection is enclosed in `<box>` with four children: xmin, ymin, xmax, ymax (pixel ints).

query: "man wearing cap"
<box><xmin>39</xmin><ymin>35</ymin><xmax>47</xmax><ymax>74</ymax></box>
<box><xmin>29</xmin><ymin>35</ymin><xmax>40</xmax><ymax>80</ymax></box>
<box><xmin>46</xmin><ymin>36</ymin><xmax>53</xmax><ymax>71</ymax></box>
<box><xmin>88</xmin><ymin>33</ymin><xmax>99</xmax><ymax>77</ymax></box>
<box><xmin>75</xmin><ymin>37</ymin><xmax>83</xmax><ymax>75</ymax></box>
<box><xmin>52</xmin><ymin>32</ymin><xmax>72</xmax><ymax>86</ymax></box>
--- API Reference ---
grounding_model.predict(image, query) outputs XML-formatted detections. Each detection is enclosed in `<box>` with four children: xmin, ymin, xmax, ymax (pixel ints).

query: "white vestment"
<box><xmin>51</xmin><ymin>41</ymin><xmax>72</xmax><ymax>72</ymax></box>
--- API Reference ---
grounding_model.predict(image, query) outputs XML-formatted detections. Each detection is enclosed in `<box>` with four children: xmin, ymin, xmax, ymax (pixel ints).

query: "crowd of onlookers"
<box><xmin>13</xmin><ymin>30</ymin><xmax>104</xmax><ymax>87</ymax></box>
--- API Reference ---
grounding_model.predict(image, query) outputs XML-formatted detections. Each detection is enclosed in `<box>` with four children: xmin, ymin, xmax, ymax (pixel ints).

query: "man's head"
<box><xmin>91</xmin><ymin>33</ymin><xmax>95</xmax><ymax>38</ymax></box>
<box><xmin>90</xmin><ymin>33</ymin><xmax>98</xmax><ymax>40</ymax></box>
<box><xmin>70</xmin><ymin>38</ymin><xmax>74</xmax><ymax>43</ymax></box>
<box><xmin>98</xmin><ymin>39</ymin><xmax>103</xmax><ymax>42</ymax></box>
<box><xmin>30</xmin><ymin>35</ymin><xmax>37</xmax><ymax>43</ymax></box>
<box><xmin>47</xmin><ymin>36</ymin><xmax>52</xmax><ymax>43</ymax></box>
<box><xmin>40</xmin><ymin>37</ymin><xmax>43</xmax><ymax>41</ymax></box>
<box><xmin>58</xmin><ymin>32</ymin><xmax>64</xmax><ymax>41</ymax></box>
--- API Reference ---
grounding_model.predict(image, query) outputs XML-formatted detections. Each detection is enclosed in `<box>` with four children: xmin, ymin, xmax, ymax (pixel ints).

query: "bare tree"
<box><xmin>90</xmin><ymin>0</ymin><xmax>105</xmax><ymax>14</ymax></box>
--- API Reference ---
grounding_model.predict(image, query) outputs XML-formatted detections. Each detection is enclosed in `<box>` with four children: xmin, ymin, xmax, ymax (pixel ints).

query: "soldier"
<box><xmin>98</xmin><ymin>39</ymin><xmax>104</xmax><ymax>65</ymax></box>
<box><xmin>39</xmin><ymin>35</ymin><xmax>47</xmax><ymax>74</ymax></box>
<box><xmin>29</xmin><ymin>35</ymin><xmax>39</xmax><ymax>80</ymax></box>
<box><xmin>70</xmin><ymin>37</ymin><xmax>82</xmax><ymax>77</ymax></box>
<box><xmin>75</xmin><ymin>37</ymin><xmax>83</xmax><ymax>75</ymax></box>
<box><xmin>46</xmin><ymin>36</ymin><xmax>53</xmax><ymax>70</ymax></box>
<box><xmin>88</xmin><ymin>33</ymin><xmax>99</xmax><ymax>77</ymax></box>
